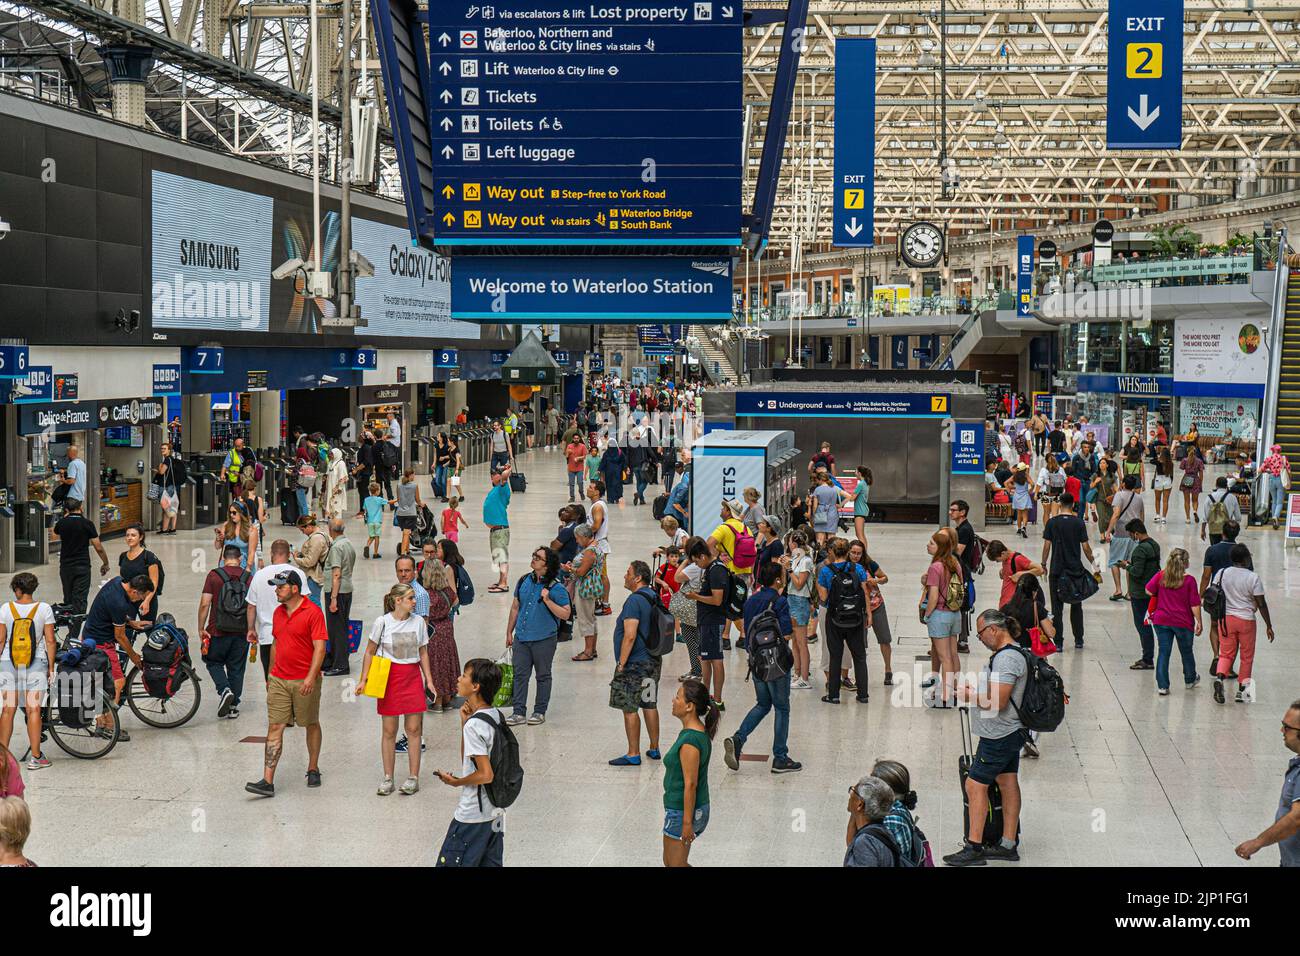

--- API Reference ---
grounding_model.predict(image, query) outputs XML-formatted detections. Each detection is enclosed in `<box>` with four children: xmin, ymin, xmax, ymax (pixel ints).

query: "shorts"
<box><xmin>1108</xmin><ymin>536</ymin><xmax>1136</xmax><ymax>567</ymax></box>
<box><xmin>968</xmin><ymin>730</ymin><xmax>1026</xmax><ymax>785</ymax></box>
<box><xmin>489</xmin><ymin>528</ymin><xmax>510</xmax><ymax>569</ymax></box>
<box><xmin>98</xmin><ymin>641</ymin><xmax>125</xmax><ymax>682</ymax></box>
<box><xmin>697</xmin><ymin>621</ymin><xmax>724</xmax><ymax>662</ymax></box>
<box><xmin>396</xmin><ymin>515</ymin><xmax>417</xmax><ymax>531</ymax></box>
<box><xmin>366</xmin><ymin>521</ymin><xmax>383</xmax><ymax>538</ymax></box>
<box><xmin>1152</xmin><ymin>475</ymin><xmax>1173</xmax><ymax>491</ymax></box>
<box><xmin>608</xmin><ymin>658</ymin><xmax>661</xmax><ymax>713</ymax></box>
<box><xmin>266</xmin><ymin>674</ymin><xmax>323</xmax><ymax>727</ymax></box>
<box><xmin>595</xmin><ymin>538</ymin><xmax>612</xmax><ymax>556</ymax></box>
<box><xmin>0</xmin><ymin>659</ymin><xmax>50</xmax><ymax>695</ymax></box>
<box><xmin>868</xmin><ymin>604</ymin><xmax>892</xmax><ymax>644</ymax></box>
<box><xmin>787</xmin><ymin>594</ymin><xmax>812</xmax><ymax>627</ymax></box>
<box><xmin>926</xmin><ymin>608</ymin><xmax>962</xmax><ymax>639</ymax></box>
<box><xmin>663</xmin><ymin>804</ymin><xmax>710</xmax><ymax>841</ymax></box>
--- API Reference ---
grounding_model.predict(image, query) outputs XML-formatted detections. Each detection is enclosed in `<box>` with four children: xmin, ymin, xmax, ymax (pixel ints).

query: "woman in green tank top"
<box><xmin>662</xmin><ymin>680</ymin><xmax>718</xmax><ymax>867</ymax></box>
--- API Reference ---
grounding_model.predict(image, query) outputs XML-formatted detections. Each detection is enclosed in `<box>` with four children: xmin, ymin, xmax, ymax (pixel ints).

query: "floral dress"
<box><xmin>426</xmin><ymin>586</ymin><xmax>461</xmax><ymax>703</ymax></box>
<box><xmin>1179</xmin><ymin>453</ymin><xmax>1204</xmax><ymax>495</ymax></box>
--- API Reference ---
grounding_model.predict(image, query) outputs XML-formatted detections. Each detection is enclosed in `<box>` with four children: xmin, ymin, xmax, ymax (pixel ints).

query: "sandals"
<box><xmin>487</xmin><ymin>585</ymin><xmax>509</xmax><ymax>593</ymax></box>
<box><xmin>571</xmin><ymin>651</ymin><xmax>598</xmax><ymax>662</ymax></box>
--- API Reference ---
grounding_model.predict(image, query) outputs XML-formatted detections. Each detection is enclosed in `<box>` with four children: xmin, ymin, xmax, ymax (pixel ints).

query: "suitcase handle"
<box><xmin>959</xmin><ymin>705</ymin><xmax>974</xmax><ymax>759</ymax></box>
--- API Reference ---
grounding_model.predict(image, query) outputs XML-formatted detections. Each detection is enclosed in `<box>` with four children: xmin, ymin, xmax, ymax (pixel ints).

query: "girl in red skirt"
<box><xmin>356</xmin><ymin>584</ymin><xmax>434</xmax><ymax>796</ymax></box>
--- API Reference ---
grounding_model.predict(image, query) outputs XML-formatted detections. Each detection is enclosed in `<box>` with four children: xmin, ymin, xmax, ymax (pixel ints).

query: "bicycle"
<box><xmin>122</xmin><ymin>654</ymin><xmax>202</xmax><ymax>729</ymax></box>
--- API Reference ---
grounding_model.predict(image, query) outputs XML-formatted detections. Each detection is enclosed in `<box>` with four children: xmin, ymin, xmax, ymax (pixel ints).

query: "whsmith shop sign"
<box><xmin>19</xmin><ymin>398</ymin><xmax>167</xmax><ymax>435</ymax></box>
<box><xmin>1074</xmin><ymin>374</ymin><xmax>1173</xmax><ymax>397</ymax></box>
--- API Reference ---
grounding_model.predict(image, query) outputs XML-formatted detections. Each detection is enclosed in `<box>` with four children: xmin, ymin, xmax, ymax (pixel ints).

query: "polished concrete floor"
<box><xmin>11</xmin><ymin>445</ymin><xmax>1299</xmax><ymax>867</ymax></box>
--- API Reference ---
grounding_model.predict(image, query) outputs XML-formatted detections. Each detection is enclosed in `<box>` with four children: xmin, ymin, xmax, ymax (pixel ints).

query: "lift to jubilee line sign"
<box><xmin>1106</xmin><ymin>0</ymin><xmax>1183</xmax><ymax>149</ymax></box>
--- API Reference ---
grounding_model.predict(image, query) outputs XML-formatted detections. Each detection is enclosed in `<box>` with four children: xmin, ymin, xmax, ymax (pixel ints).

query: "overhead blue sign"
<box><xmin>184</xmin><ymin>346</ymin><xmax>224</xmax><ymax>374</ymax></box>
<box><xmin>435</xmin><ymin>348</ymin><xmax>459</xmax><ymax>368</ymax></box>
<box><xmin>0</xmin><ymin>345</ymin><xmax>30</xmax><ymax>380</ymax></box>
<box><xmin>334</xmin><ymin>347</ymin><xmax>378</xmax><ymax>370</ymax></box>
<box><xmin>951</xmin><ymin>421</ymin><xmax>986</xmax><ymax>475</ymax></box>
<box><xmin>451</xmin><ymin>257</ymin><xmax>733</xmax><ymax>323</ymax></box>
<box><xmin>490</xmin><ymin>350</ymin><xmax>510</xmax><ymax>365</ymax></box>
<box><xmin>588</xmin><ymin>353</ymin><xmax>605</xmax><ymax>373</ymax></box>
<box><xmin>1016</xmin><ymin>236</ymin><xmax>1035</xmax><ymax>317</ymax></box>
<box><xmin>152</xmin><ymin>364</ymin><xmax>182</xmax><ymax>396</ymax></box>
<box><xmin>552</xmin><ymin>350</ymin><xmax>570</xmax><ymax>366</ymax></box>
<box><xmin>425</xmin><ymin>2</ymin><xmax>742</xmax><ymax>246</ymax></box>
<box><xmin>1107</xmin><ymin>0</ymin><xmax>1183</xmax><ymax>149</ymax></box>
<box><xmin>891</xmin><ymin>336</ymin><xmax>908</xmax><ymax>369</ymax></box>
<box><xmin>735</xmin><ymin>392</ymin><xmax>951</xmax><ymax>418</ymax></box>
<box><xmin>8</xmin><ymin>365</ymin><xmax>52</xmax><ymax>403</ymax></box>
<box><xmin>833</xmin><ymin>38</ymin><xmax>875</xmax><ymax>247</ymax></box>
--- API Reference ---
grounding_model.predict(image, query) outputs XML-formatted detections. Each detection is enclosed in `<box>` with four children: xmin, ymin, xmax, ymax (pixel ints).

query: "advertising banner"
<box><xmin>151</xmin><ymin>170</ymin><xmax>274</xmax><ymax>332</ymax></box>
<box><xmin>1178</xmin><ymin>398</ymin><xmax>1259</xmax><ymax>440</ymax></box>
<box><xmin>1173</xmin><ymin>317</ymin><xmax>1268</xmax><ymax>399</ymax></box>
<box><xmin>350</xmin><ymin>216</ymin><xmax>471</xmax><ymax>340</ymax></box>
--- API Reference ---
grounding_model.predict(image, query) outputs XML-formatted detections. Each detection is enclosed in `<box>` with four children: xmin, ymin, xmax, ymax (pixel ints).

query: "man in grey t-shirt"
<box><xmin>1106</xmin><ymin>473</ymin><xmax>1145</xmax><ymax>598</ymax></box>
<box><xmin>945</xmin><ymin>608</ymin><xmax>1027</xmax><ymax>867</ymax></box>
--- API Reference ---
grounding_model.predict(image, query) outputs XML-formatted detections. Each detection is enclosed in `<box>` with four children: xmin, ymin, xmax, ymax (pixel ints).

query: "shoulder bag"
<box><xmin>361</xmin><ymin>618</ymin><xmax>391</xmax><ymax>698</ymax></box>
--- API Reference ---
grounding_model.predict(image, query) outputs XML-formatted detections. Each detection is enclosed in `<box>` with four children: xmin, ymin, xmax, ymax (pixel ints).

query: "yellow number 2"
<box><xmin>1126</xmin><ymin>43</ymin><xmax>1162</xmax><ymax>79</ymax></box>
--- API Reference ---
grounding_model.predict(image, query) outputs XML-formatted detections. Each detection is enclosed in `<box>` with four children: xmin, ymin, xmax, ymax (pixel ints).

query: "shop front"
<box><xmin>1073</xmin><ymin>373</ymin><xmax>1172</xmax><ymax>449</ymax></box>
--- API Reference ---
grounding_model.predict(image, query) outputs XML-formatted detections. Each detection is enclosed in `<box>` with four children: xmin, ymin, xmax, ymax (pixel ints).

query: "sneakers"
<box><xmin>983</xmin><ymin>842</ymin><xmax>1021</xmax><ymax>862</ymax></box>
<box><xmin>792</xmin><ymin>677</ymin><xmax>812</xmax><ymax>690</ymax></box>
<box><xmin>595</xmin><ymin>603</ymin><xmax>612</xmax><ymax>616</ymax></box>
<box><xmin>1186</xmin><ymin>675</ymin><xmax>1201</xmax><ymax>689</ymax></box>
<box><xmin>26</xmin><ymin>754</ymin><xmax>50</xmax><ymax>770</ymax></box>
<box><xmin>1157</xmin><ymin>687</ymin><xmax>1170</xmax><ymax>696</ymax></box>
<box><xmin>245</xmin><ymin>779</ymin><xmax>275</xmax><ymax>797</ymax></box>
<box><xmin>1022</xmin><ymin>734</ymin><xmax>1040</xmax><ymax>759</ymax></box>
<box><xmin>377</xmin><ymin>776</ymin><xmax>395</xmax><ymax>796</ymax></box>
<box><xmin>957</xmin><ymin>640</ymin><xmax>970</xmax><ymax>654</ymax></box>
<box><xmin>394</xmin><ymin>735</ymin><xmax>427</xmax><ymax>753</ymax></box>
<box><xmin>771</xmin><ymin>757</ymin><xmax>803</xmax><ymax>774</ymax></box>
<box><xmin>943</xmin><ymin>842</ymin><xmax>988</xmax><ymax>867</ymax></box>
<box><xmin>723</xmin><ymin>735</ymin><xmax>740</xmax><ymax>771</ymax></box>
<box><xmin>217</xmin><ymin>688</ymin><xmax>236</xmax><ymax>718</ymax></box>
<box><xmin>400</xmin><ymin>776</ymin><xmax>419</xmax><ymax>795</ymax></box>
<box><xmin>363</xmin><ymin>544</ymin><xmax>371</xmax><ymax>559</ymax></box>
<box><xmin>1235</xmin><ymin>686</ymin><xmax>1246</xmax><ymax>703</ymax></box>
<box><xmin>821</xmin><ymin>695</ymin><xmax>841</xmax><ymax>705</ymax></box>
<box><xmin>505</xmin><ymin>714</ymin><xmax>527</xmax><ymax>726</ymax></box>
<box><xmin>227</xmin><ymin>707</ymin><xmax>240</xmax><ymax>720</ymax></box>
<box><xmin>842</xmin><ymin>675</ymin><xmax>856</xmax><ymax>690</ymax></box>
<box><xmin>1213</xmin><ymin>679</ymin><xmax>1225</xmax><ymax>704</ymax></box>
<box><xmin>1130</xmin><ymin>660</ymin><xmax>1154</xmax><ymax>670</ymax></box>
<box><xmin>527</xmin><ymin>713</ymin><xmax>546</xmax><ymax>725</ymax></box>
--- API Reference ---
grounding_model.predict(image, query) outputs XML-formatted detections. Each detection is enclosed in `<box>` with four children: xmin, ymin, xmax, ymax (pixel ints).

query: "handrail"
<box><xmin>927</xmin><ymin>295</ymin><xmax>995</xmax><ymax>371</ymax></box>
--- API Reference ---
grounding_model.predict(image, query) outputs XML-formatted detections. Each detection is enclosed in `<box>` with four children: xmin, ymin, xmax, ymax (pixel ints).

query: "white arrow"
<box><xmin>722</xmin><ymin>4</ymin><xmax>733</xmax><ymax>16</ymax></box>
<box><xmin>440</xmin><ymin>116</ymin><xmax>453</xmax><ymax>130</ymax></box>
<box><xmin>845</xmin><ymin>216</ymin><xmax>864</xmax><ymax>238</ymax></box>
<box><xmin>441</xmin><ymin>145</ymin><xmax>454</xmax><ymax>159</ymax></box>
<box><xmin>1127</xmin><ymin>94</ymin><xmax>1161</xmax><ymax>131</ymax></box>
<box><xmin>439</xmin><ymin>61</ymin><xmax>452</xmax><ymax>75</ymax></box>
<box><xmin>438</xmin><ymin>32</ymin><xmax>451</xmax><ymax>46</ymax></box>
<box><xmin>439</xmin><ymin>89</ymin><xmax>452</xmax><ymax>103</ymax></box>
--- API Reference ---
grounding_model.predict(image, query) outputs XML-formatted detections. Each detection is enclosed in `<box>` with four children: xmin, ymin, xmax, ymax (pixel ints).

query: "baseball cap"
<box><xmin>270</xmin><ymin>569</ymin><xmax>303</xmax><ymax>589</ymax></box>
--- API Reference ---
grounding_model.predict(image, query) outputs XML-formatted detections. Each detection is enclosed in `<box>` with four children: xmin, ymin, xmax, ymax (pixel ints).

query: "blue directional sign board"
<box><xmin>152</xmin><ymin>364</ymin><xmax>182</xmax><ymax>396</ymax></box>
<box><xmin>833</xmin><ymin>38</ymin><xmax>875</xmax><ymax>247</ymax></box>
<box><xmin>951</xmin><ymin>421</ymin><xmax>985</xmax><ymax>475</ymax></box>
<box><xmin>435</xmin><ymin>348</ymin><xmax>460</xmax><ymax>368</ymax></box>
<box><xmin>0</xmin><ymin>345</ymin><xmax>29</xmax><ymax>380</ymax></box>
<box><xmin>1016</xmin><ymin>236</ymin><xmax>1035</xmax><ymax>317</ymax></box>
<box><xmin>8</xmin><ymin>366</ymin><xmax>52</xmax><ymax>403</ymax></box>
<box><xmin>423</xmin><ymin>1</ymin><xmax>742</xmax><ymax>246</ymax></box>
<box><xmin>1106</xmin><ymin>0</ymin><xmax>1183</xmax><ymax>149</ymax></box>
<box><xmin>736</xmin><ymin>392</ymin><xmax>951</xmax><ymax>418</ymax></box>
<box><xmin>451</xmin><ymin>256</ymin><xmax>732</xmax><ymax>322</ymax></box>
<box><xmin>335</xmin><ymin>348</ymin><xmax>378</xmax><ymax>371</ymax></box>
<box><xmin>184</xmin><ymin>346</ymin><xmax>224</xmax><ymax>374</ymax></box>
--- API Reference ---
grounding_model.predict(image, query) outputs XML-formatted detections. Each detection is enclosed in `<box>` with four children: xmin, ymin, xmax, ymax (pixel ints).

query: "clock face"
<box><xmin>902</xmin><ymin>222</ymin><xmax>944</xmax><ymax>268</ymax></box>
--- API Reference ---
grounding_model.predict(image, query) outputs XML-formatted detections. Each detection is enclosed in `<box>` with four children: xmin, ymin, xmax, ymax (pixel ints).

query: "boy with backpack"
<box><xmin>724</xmin><ymin>562</ymin><xmax>801</xmax><ymax>774</ymax></box>
<box><xmin>436</xmin><ymin>657</ymin><xmax>520</xmax><ymax>867</ymax></box>
<box><xmin>708</xmin><ymin>500</ymin><xmax>757</xmax><ymax>651</ymax></box>
<box><xmin>198</xmin><ymin>544</ymin><xmax>255</xmax><ymax>719</ymax></box>
<box><xmin>816</xmin><ymin>538</ymin><xmax>872</xmax><ymax>704</ymax></box>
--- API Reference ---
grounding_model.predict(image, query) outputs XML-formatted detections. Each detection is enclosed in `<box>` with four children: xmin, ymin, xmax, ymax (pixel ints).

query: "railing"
<box><xmin>738</xmin><ymin>294</ymin><xmax>977</xmax><ymax>323</ymax></box>
<box><xmin>927</xmin><ymin>294</ymin><xmax>997</xmax><ymax>370</ymax></box>
<box><xmin>1060</xmin><ymin>251</ymin><xmax>1261</xmax><ymax>292</ymax></box>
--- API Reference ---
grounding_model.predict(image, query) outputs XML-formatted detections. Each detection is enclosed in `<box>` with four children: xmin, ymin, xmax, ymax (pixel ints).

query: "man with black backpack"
<box><xmin>607</xmin><ymin>561</ymin><xmax>664</xmax><ymax>767</ymax></box>
<box><xmin>724</xmin><ymin>562</ymin><xmax>801</xmax><ymax>774</ymax></box>
<box><xmin>816</xmin><ymin>538</ymin><xmax>872</xmax><ymax>705</ymax></box>
<box><xmin>1199</xmin><ymin>475</ymin><xmax>1242</xmax><ymax>546</ymax></box>
<box><xmin>945</xmin><ymin>609</ymin><xmax>1029</xmax><ymax>866</ymax></box>
<box><xmin>684</xmin><ymin>537</ymin><xmax>731</xmax><ymax>712</ymax></box>
<box><xmin>198</xmin><ymin>544</ymin><xmax>255</xmax><ymax>719</ymax></box>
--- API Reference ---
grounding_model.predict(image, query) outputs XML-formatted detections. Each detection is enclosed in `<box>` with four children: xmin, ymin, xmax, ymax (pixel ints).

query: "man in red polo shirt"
<box><xmin>245</xmin><ymin>569</ymin><xmax>327</xmax><ymax>797</ymax></box>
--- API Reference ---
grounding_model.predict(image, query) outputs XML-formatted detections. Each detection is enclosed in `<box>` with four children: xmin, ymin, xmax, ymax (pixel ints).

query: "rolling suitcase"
<box><xmin>957</xmin><ymin>706</ymin><xmax>1019</xmax><ymax>847</ymax></box>
<box><xmin>280</xmin><ymin>487</ymin><xmax>301</xmax><ymax>526</ymax></box>
<box><xmin>509</xmin><ymin>472</ymin><xmax>527</xmax><ymax>493</ymax></box>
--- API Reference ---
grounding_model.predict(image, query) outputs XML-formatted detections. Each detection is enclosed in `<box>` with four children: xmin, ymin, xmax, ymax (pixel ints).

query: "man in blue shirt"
<box><xmin>724</xmin><ymin>562</ymin><xmax>801</xmax><ymax>774</ymax></box>
<box><xmin>505</xmin><ymin>547</ymin><xmax>571</xmax><ymax>727</ymax></box>
<box><xmin>483</xmin><ymin>465</ymin><xmax>513</xmax><ymax>593</ymax></box>
<box><xmin>61</xmin><ymin>444</ymin><xmax>87</xmax><ymax>505</ymax></box>
<box><xmin>82</xmin><ymin>574</ymin><xmax>153</xmax><ymax>742</ymax></box>
<box><xmin>1235</xmin><ymin>700</ymin><xmax>1300</xmax><ymax>867</ymax></box>
<box><xmin>666</xmin><ymin>461</ymin><xmax>691</xmax><ymax>529</ymax></box>
<box><xmin>608</xmin><ymin>561</ymin><xmax>663</xmax><ymax>767</ymax></box>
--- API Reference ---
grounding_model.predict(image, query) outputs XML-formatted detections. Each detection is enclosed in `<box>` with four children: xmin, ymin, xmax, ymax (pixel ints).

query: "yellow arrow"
<box><xmin>442</xmin><ymin>212</ymin><xmax>456</xmax><ymax>226</ymax></box>
<box><xmin>441</xmin><ymin>184</ymin><xmax>454</xmax><ymax>198</ymax></box>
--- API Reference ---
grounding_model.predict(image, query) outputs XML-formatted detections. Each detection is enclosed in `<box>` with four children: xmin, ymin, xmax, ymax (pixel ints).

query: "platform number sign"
<box><xmin>435</xmin><ymin>349</ymin><xmax>459</xmax><ymax>368</ymax></box>
<box><xmin>0</xmin><ymin>345</ymin><xmax>30</xmax><ymax>379</ymax></box>
<box><xmin>336</xmin><ymin>348</ymin><xmax>377</xmax><ymax>371</ymax></box>
<box><xmin>185</xmin><ymin>346</ymin><xmax>224</xmax><ymax>374</ymax></box>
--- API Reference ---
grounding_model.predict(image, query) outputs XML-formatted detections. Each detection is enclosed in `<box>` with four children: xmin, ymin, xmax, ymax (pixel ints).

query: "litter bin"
<box><xmin>176</xmin><ymin>480</ymin><xmax>198</xmax><ymax>531</ymax></box>
<box><xmin>14</xmin><ymin>501</ymin><xmax>48</xmax><ymax>566</ymax></box>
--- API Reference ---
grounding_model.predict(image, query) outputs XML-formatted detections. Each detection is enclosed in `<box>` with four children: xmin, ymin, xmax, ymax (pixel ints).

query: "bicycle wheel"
<box><xmin>124</xmin><ymin>664</ymin><xmax>202</xmax><ymax>728</ymax></box>
<box><xmin>47</xmin><ymin>691</ymin><xmax>119</xmax><ymax>760</ymax></box>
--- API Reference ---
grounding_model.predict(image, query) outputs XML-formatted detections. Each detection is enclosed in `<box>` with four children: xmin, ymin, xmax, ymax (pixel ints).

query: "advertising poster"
<box><xmin>1173</xmin><ymin>318</ymin><xmax>1269</xmax><ymax>397</ymax></box>
<box><xmin>1178</xmin><ymin>398</ymin><xmax>1259</xmax><ymax>440</ymax></box>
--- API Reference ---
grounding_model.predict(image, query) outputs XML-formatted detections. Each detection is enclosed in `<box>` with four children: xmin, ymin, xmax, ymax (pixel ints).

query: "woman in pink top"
<box><xmin>1145</xmin><ymin>548</ymin><xmax>1203</xmax><ymax>695</ymax></box>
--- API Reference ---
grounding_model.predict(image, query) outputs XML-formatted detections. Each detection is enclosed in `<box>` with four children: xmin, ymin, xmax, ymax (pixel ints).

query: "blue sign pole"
<box><xmin>833</xmin><ymin>38</ymin><xmax>875</xmax><ymax>248</ymax></box>
<box><xmin>1107</xmin><ymin>0</ymin><xmax>1183</xmax><ymax>149</ymax></box>
<box><xmin>1016</xmin><ymin>236</ymin><xmax>1035</xmax><ymax>317</ymax></box>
